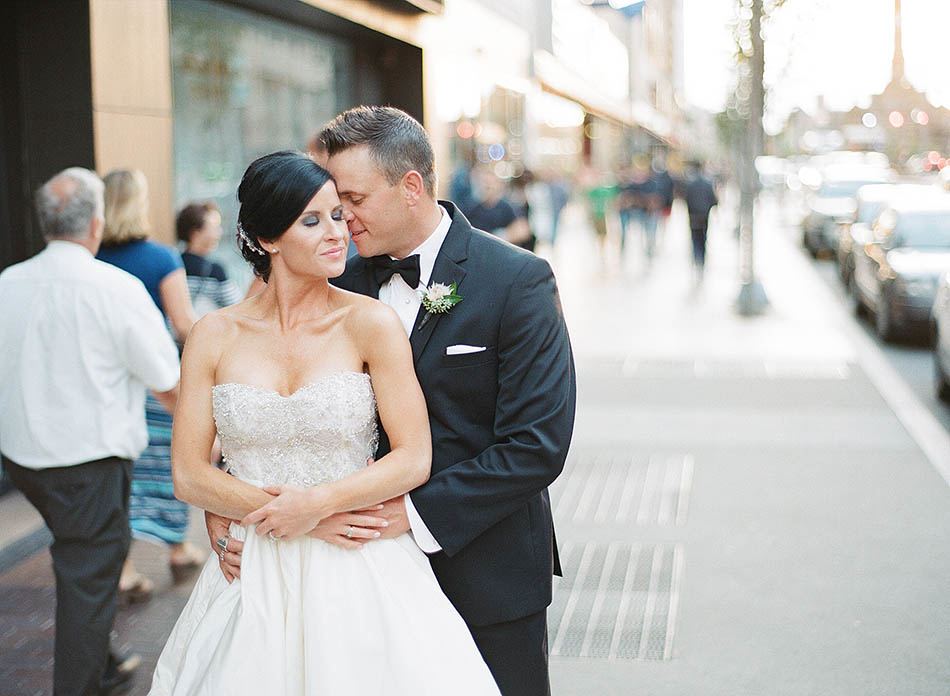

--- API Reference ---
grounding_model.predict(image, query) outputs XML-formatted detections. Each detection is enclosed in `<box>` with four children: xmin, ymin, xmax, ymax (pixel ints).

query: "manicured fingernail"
<box><xmin>375</xmin><ymin>505</ymin><xmax>384</xmax><ymax>510</ymax></box>
<box><xmin>373</xmin><ymin>531</ymin><xmax>381</xmax><ymax>538</ymax></box>
<box><xmin>381</xmin><ymin>521</ymin><xmax>389</xmax><ymax>527</ymax></box>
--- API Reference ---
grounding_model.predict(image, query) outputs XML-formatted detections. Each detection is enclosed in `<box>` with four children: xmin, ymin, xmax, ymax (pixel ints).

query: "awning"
<box><xmin>533</xmin><ymin>50</ymin><xmax>673</xmax><ymax>143</ymax></box>
<box><xmin>534</xmin><ymin>50</ymin><xmax>632</xmax><ymax>126</ymax></box>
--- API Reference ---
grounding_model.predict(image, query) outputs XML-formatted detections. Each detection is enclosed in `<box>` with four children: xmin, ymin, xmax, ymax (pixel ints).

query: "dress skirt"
<box><xmin>148</xmin><ymin>524</ymin><xmax>501</xmax><ymax>695</ymax></box>
<box><xmin>130</xmin><ymin>393</ymin><xmax>189</xmax><ymax>545</ymax></box>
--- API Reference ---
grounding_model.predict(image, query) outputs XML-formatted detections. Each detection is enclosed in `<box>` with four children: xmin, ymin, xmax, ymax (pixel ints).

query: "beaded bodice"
<box><xmin>211</xmin><ymin>371</ymin><xmax>378</xmax><ymax>487</ymax></box>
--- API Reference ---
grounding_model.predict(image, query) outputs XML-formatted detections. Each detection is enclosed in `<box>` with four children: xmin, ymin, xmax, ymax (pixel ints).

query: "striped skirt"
<box><xmin>130</xmin><ymin>393</ymin><xmax>189</xmax><ymax>545</ymax></box>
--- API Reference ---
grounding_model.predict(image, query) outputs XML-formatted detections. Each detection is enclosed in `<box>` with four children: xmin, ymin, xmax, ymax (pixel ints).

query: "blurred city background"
<box><xmin>2</xmin><ymin>0</ymin><xmax>949</xmax><ymax>694</ymax></box>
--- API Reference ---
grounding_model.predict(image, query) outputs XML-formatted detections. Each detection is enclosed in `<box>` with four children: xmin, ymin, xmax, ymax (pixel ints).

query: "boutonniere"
<box><xmin>418</xmin><ymin>282</ymin><xmax>462</xmax><ymax>328</ymax></box>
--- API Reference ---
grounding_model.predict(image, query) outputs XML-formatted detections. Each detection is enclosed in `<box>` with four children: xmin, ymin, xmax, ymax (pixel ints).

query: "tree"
<box><xmin>732</xmin><ymin>0</ymin><xmax>787</xmax><ymax>315</ymax></box>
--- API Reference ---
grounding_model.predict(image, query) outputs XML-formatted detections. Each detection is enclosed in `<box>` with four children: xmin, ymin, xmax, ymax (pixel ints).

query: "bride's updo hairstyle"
<box><xmin>236</xmin><ymin>150</ymin><xmax>333</xmax><ymax>281</ymax></box>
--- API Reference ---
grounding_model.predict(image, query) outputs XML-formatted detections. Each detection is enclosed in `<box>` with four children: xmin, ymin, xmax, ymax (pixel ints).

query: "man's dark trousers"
<box><xmin>470</xmin><ymin>610</ymin><xmax>550</xmax><ymax>696</ymax></box>
<box><xmin>691</xmin><ymin>224</ymin><xmax>709</xmax><ymax>267</ymax></box>
<box><xmin>4</xmin><ymin>456</ymin><xmax>132</xmax><ymax>696</ymax></box>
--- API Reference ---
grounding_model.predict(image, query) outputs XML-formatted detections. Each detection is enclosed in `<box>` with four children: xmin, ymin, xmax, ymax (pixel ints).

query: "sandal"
<box><xmin>118</xmin><ymin>572</ymin><xmax>154</xmax><ymax>606</ymax></box>
<box><xmin>169</xmin><ymin>542</ymin><xmax>206</xmax><ymax>583</ymax></box>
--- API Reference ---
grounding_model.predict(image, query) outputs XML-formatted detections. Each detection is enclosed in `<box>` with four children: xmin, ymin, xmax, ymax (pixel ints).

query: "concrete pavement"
<box><xmin>548</xmin><ymin>196</ymin><xmax>950</xmax><ymax>695</ymax></box>
<box><xmin>1</xmin><ymin>195</ymin><xmax>948</xmax><ymax>695</ymax></box>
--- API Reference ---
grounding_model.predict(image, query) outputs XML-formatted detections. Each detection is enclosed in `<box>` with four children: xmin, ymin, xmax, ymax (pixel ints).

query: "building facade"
<box><xmin>1</xmin><ymin>0</ymin><xmax>685</xmax><ymax>275</ymax></box>
<box><xmin>1</xmin><ymin>0</ymin><xmax>431</xmax><ymax>272</ymax></box>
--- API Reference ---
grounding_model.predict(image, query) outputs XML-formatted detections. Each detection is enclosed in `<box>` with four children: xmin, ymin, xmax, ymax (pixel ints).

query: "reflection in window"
<box><xmin>170</xmin><ymin>0</ymin><xmax>352</xmax><ymax>288</ymax></box>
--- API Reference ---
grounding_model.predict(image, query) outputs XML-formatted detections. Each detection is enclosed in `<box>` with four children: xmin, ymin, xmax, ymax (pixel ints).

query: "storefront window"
<box><xmin>170</xmin><ymin>0</ymin><xmax>352</xmax><ymax>288</ymax></box>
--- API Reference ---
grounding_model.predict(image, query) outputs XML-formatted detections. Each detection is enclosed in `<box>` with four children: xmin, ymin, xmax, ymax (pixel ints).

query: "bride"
<box><xmin>148</xmin><ymin>151</ymin><xmax>500</xmax><ymax>695</ymax></box>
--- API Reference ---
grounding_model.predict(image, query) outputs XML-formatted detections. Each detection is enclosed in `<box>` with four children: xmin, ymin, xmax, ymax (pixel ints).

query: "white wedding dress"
<box><xmin>149</xmin><ymin>371</ymin><xmax>499</xmax><ymax>695</ymax></box>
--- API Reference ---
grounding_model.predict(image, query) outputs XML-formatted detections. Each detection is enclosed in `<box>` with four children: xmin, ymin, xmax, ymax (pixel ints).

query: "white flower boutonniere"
<box><xmin>418</xmin><ymin>281</ymin><xmax>462</xmax><ymax>328</ymax></box>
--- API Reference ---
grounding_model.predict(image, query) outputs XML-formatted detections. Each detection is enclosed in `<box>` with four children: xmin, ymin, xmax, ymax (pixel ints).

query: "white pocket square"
<box><xmin>445</xmin><ymin>345</ymin><xmax>487</xmax><ymax>355</ymax></box>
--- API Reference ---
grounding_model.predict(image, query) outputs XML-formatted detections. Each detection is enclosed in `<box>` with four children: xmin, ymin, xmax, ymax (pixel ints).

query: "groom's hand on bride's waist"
<box><xmin>206</xmin><ymin>504</ymin><xmax>393</xmax><ymax>577</ymax></box>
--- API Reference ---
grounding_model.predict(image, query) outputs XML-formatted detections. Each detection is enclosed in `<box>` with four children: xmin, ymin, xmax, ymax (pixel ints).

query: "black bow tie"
<box><xmin>369</xmin><ymin>254</ymin><xmax>421</xmax><ymax>289</ymax></box>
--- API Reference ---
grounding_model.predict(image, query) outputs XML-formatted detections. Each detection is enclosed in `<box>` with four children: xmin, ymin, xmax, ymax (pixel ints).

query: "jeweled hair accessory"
<box><xmin>236</xmin><ymin>221</ymin><xmax>267</xmax><ymax>256</ymax></box>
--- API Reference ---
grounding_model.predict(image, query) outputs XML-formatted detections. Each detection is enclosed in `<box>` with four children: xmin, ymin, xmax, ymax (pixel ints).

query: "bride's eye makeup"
<box><xmin>301</xmin><ymin>214</ymin><xmax>320</xmax><ymax>227</ymax></box>
<box><xmin>330</xmin><ymin>206</ymin><xmax>344</xmax><ymax>222</ymax></box>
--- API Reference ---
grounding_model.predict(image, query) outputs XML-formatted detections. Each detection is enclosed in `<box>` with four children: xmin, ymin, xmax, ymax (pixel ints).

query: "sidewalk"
<box><xmin>2</xmin><ymin>198</ymin><xmax>949</xmax><ymax>695</ymax></box>
<box><xmin>547</xmin><ymin>198</ymin><xmax>950</xmax><ymax>695</ymax></box>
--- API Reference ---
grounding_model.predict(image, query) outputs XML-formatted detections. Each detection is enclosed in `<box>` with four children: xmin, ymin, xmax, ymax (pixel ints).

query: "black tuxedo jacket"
<box><xmin>332</xmin><ymin>202</ymin><xmax>576</xmax><ymax>627</ymax></box>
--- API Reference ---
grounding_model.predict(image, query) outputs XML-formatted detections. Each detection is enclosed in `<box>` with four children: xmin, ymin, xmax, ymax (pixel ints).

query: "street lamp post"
<box><xmin>735</xmin><ymin>0</ymin><xmax>769</xmax><ymax>316</ymax></box>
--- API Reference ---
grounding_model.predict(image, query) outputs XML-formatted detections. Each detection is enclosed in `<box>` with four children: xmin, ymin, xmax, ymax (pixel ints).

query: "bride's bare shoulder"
<box><xmin>332</xmin><ymin>287</ymin><xmax>404</xmax><ymax>338</ymax></box>
<box><xmin>183</xmin><ymin>302</ymin><xmax>256</xmax><ymax>357</ymax></box>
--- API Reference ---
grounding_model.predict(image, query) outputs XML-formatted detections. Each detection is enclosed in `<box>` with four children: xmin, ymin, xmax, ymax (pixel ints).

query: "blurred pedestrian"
<box><xmin>620</xmin><ymin>157</ymin><xmax>660</xmax><ymax>260</ymax></box>
<box><xmin>652</xmin><ymin>156</ymin><xmax>676</xmax><ymax>236</ymax></box>
<box><xmin>467</xmin><ymin>170</ymin><xmax>531</xmax><ymax>246</ymax></box>
<box><xmin>176</xmin><ymin>201</ymin><xmax>242</xmax><ymax>317</ymax></box>
<box><xmin>97</xmin><ymin>169</ymin><xmax>204</xmax><ymax>599</ymax></box>
<box><xmin>508</xmin><ymin>171</ymin><xmax>538</xmax><ymax>252</ymax></box>
<box><xmin>0</xmin><ymin>168</ymin><xmax>179</xmax><ymax>696</ymax></box>
<box><xmin>583</xmin><ymin>169</ymin><xmax>618</xmax><ymax>258</ymax></box>
<box><xmin>547</xmin><ymin>172</ymin><xmax>571</xmax><ymax>248</ymax></box>
<box><xmin>449</xmin><ymin>160</ymin><xmax>478</xmax><ymax>218</ymax></box>
<box><xmin>684</xmin><ymin>161</ymin><xmax>719</xmax><ymax>273</ymax></box>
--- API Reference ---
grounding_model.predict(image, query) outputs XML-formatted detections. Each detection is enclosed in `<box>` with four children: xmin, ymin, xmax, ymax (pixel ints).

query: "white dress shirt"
<box><xmin>0</xmin><ymin>241</ymin><xmax>180</xmax><ymax>469</ymax></box>
<box><xmin>377</xmin><ymin>208</ymin><xmax>451</xmax><ymax>553</ymax></box>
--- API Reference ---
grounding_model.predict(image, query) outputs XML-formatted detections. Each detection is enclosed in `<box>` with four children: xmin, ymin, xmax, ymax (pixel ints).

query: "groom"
<box><xmin>211</xmin><ymin>106</ymin><xmax>575</xmax><ymax>695</ymax></box>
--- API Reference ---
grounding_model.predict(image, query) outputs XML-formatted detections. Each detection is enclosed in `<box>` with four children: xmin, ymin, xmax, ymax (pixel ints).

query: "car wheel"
<box><xmin>837</xmin><ymin>258</ymin><xmax>848</xmax><ymax>285</ymax></box>
<box><xmin>802</xmin><ymin>229</ymin><xmax>817</xmax><ymax>257</ymax></box>
<box><xmin>875</xmin><ymin>289</ymin><xmax>897</xmax><ymax>342</ymax></box>
<box><xmin>935</xmin><ymin>337</ymin><xmax>950</xmax><ymax>403</ymax></box>
<box><xmin>850</xmin><ymin>275</ymin><xmax>867</xmax><ymax>318</ymax></box>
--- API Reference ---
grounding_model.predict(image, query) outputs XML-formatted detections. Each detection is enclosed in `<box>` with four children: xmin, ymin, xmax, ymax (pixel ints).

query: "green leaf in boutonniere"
<box><xmin>418</xmin><ymin>281</ymin><xmax>462</xmax><ymax>328</ymax></box>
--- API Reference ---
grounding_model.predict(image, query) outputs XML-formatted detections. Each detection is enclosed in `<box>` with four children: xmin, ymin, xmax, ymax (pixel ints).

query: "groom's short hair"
<box><xmin>320</xmin><ymin>106</ymin><xmax>437</xmax><ymax>197</ymax></box>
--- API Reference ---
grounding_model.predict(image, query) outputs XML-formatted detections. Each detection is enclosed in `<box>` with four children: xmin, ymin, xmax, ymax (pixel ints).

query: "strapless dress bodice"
<box><xmin>211</xmin><ymin>371</ymin><xmax>378</xmax><ymax>488</ymax></box>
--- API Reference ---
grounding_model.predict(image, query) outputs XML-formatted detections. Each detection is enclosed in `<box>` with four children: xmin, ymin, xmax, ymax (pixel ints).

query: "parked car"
<box><xmin>837</xmin><ymin>184</ymin><xmax>937</xmax><ymax>287</ymax></box>
<box><xmin>755</xmin><ymin>156</ymin><xmax>791</xmax><ymax>190</ymax></box>
<box><xmin>801</xmin><ymin>165</ymin><xmax>894</xmax><ymax>257</ymax></box>
<box><xmin>932</xmin><ymin>273</ymin><xmax>950</xmax><ymax>401</ymax></box>
<box><xmin>852</xmin><ymin>194</ymin><xmax>950</xmax><ymax>341</ymax></box>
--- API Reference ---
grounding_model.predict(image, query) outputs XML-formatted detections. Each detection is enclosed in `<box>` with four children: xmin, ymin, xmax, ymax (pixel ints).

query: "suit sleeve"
<box><xmin>410</xmin><ymin>256</ymin><xmax>577</xmax><ymax>557</ymax></box>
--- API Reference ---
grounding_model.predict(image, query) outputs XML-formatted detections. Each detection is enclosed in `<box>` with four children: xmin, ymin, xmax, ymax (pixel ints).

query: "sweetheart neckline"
<box><xmin>212</xmin><ymin>371</ymin><xmax>371</xmax><ymax>399</ymax></box>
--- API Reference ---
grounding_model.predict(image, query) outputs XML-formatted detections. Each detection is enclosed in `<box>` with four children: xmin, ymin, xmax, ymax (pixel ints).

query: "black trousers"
<box><xmin>469</xmin><ymin>610</ymin><xmax>550</xmax><ymax>696</ymax></box>
<box><xmin>690</xmin><ymin>226</ymin><xmax>709</xmax><ymax>267</ymax></box>
<box><xmin>4</xmin><ymin>455</ymin><xmax>132</xmax><ymax>696</ymax></box>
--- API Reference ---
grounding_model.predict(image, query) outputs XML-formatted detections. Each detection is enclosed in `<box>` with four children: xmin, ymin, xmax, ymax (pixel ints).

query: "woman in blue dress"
<box><xmin>97</xmin><ymin>169</ymin><xmax>205</xmax><ymax>599</ymax></box>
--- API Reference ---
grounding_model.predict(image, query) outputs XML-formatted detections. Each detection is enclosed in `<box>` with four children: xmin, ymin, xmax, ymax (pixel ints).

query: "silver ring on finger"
<box><xmin>215</xmin><ymin>535</ymin><xmax>230</xmax><ymax>552</ymax></box>
<box><xmin>219</xmin><ymin>551</ymin><xmax>225</xmax><ymax>562</ymax></box>
<box><xmin>268</xmin><ymin>531</ymin><xmax>279</xmax><ymax>542</ymax></box>
<box><xmin>346</xmin><ymin>526</ymin><xmax>354</xmax><ymax>539</ymax></box>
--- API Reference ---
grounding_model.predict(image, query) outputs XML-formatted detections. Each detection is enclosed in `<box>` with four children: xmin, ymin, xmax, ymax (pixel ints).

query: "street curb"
<box><xmin>778</xmin><ymin>219</ymin><xmax>950</xmax><ymax>488</ymax></box>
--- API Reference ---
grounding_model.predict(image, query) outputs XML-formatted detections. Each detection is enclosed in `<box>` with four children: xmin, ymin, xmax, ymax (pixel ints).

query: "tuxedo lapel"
<box><xmin>409</xmin><ymin>204</ymin><xmax>471</xmax><ymax>365</ymax></box>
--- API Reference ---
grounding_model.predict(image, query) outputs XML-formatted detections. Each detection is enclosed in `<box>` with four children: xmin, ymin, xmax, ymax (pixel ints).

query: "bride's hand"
<box><xmin>242</xmin><ymin>485</ymin><xmax>332</xmax><ymax>540</ymax></box>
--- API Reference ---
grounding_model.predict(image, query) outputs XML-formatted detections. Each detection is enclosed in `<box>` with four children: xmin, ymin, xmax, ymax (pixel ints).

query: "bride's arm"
<box><xmin>171</xmin><ymin>315</ymin><xmax>274</xmax><ymax>518</ymax></box>
<box><xmin>244</xmin><ymin>303</ymin><xmax>430</xmax><ymax>540</ymax></box>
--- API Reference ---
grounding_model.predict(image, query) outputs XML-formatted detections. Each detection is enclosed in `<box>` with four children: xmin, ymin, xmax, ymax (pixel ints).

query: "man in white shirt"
<box><xmin>0</xmin><ymin>168</ymin><xmax>180</xmax><ymax>696</ymax></box>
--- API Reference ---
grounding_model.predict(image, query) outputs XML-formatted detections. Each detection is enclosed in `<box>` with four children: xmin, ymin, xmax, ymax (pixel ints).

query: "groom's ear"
<box><xmin>400</xmin><ymin>170</ymin><xmax>425</xmax><ymax>207</ymax></box>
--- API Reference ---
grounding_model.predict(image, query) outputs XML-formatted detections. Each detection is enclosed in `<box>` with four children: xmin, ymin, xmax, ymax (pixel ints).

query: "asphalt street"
<box><xmin>800</xmin><ymin>231</ymin><xmax>950</xmax><ymax>434</ymax></box>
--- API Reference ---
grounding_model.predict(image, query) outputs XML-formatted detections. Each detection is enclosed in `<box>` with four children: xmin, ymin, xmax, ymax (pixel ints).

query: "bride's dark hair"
<box><xmin>236</xmin><ymin>151</ymin><xmax>333</xmax><ymax>281</ymax></box>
